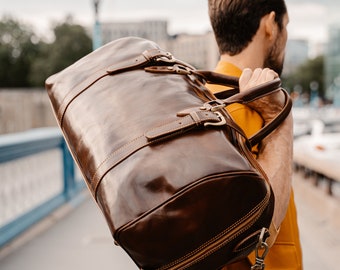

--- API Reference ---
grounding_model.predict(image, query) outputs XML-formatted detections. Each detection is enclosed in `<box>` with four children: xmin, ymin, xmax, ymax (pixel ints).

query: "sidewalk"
<box><xmin>0</xmin><ymin>191</ymin><xmax>136</xmax><ymax>270</ymax></box>
<box><xmin>293</xmin><ymin>171</ymin><xmax>340</xmax><ymax>270</ymax></box>
<box><xmin>0</xmin><ymin>172</ymin><xmax>339</xmax><ymax>270</ymax></box>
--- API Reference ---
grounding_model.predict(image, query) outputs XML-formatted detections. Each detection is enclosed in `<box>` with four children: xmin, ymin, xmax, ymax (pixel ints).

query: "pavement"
<box><xmin>0</xmin><ymin>171</ymin><xmax>339</xmax><ymax>270</ymax></box>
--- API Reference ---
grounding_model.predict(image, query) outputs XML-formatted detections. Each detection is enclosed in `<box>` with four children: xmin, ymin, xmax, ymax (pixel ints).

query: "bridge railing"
<box><xmin>0</xmin><ymin>127</ymin><xmax>85</xmax><ymax>247</ymax></box>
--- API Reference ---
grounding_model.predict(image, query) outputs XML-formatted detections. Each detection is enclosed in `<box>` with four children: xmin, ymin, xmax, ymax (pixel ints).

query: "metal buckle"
<box><xmin>204</xmin><ymin>111</ymin><xmax>226</xmax><ymax>127</ymax></box>
<box><xmin>142</xmin><ymin>49</ymin><xmax>173</xmax><ymax>61</ymax></box>
<box><xmin>169</xmin><ymin>64</ymin><xmax>192</xmax><ymax>75</ymax></box>
<box><xmin>200</xmin><ymin>100</ymin><xmax>226</xmax><ymax>112</ymax></box>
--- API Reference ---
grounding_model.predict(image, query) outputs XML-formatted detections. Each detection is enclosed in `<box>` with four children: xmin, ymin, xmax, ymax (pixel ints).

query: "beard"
<box><xmin>263</xmin><ymin>41</ymin><xmax>285</xmax><ymax>76</ymax></box>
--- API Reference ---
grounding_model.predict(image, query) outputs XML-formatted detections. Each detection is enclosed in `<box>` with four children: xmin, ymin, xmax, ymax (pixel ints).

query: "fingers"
<box><xmin>248</xmin><ymin>68</ymin><xmax>263</xmax><ymax>85</ymax></box>
<box><xmin>239</xmin><ymin>68</ymin><xmax>252</xmax><ymax>90</ymax></box>
<box><xmin>264</xmin><ymin>68</ymin><xmax>278</xmax><ymax>81</ymax></box>
<box><xmin>239</xmin><ymin>68</ymin><xmax>278</xmax><ymax>92</ymax></box>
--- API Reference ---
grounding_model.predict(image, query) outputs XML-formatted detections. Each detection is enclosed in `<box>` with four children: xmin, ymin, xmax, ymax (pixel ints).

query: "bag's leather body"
<box><xmin>45</xmin><ymin>37</ymin><xmax>291</xmax><ymax>270</ymax></box>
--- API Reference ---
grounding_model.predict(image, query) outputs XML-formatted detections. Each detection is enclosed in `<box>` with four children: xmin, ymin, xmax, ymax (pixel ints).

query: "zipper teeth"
<box><xmin>158</xmin><ymin>184</ymin><xmax>270</xmax><ymax>270</ymax></box>
<box><xmin>157</xmin><ymin>196</ymin><xmax>269</xmax><ymax>270</ymax></box>
<box><xmin>157</xmin><ymin>136</ymin><xmax>271</xmax><ymax>270</ymax></box>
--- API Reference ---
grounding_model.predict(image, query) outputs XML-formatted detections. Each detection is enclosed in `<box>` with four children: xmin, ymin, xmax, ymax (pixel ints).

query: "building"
<box><xmin>325</xmin><ymin>24</ymin><xmax>340</xmax><ymax>104</ymax></box>
<box><xmin>98</xmin><ymin>19</ymin><xmax>219</xmax><ymax>71</ymax></box>
<box><xmin>101</xmin><ymin>20</ymin><xmax>168</xmax><ymax>45</ymax></box>
<box><xmin>167</xmin><ymin>32</ymin><xmax>219</xmax><ymax>70</ymax></box>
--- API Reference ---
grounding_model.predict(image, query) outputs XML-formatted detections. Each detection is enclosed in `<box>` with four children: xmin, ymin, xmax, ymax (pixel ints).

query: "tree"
<box><xmin>0</xmin><ymin>16</ymin><xmax>40</xmax><ymax>87</ymax></box>
<box><xmin>282</xmin><ymin>55</ymin><xmax>325</xmax><ymax>100</ymax></box>
<box><xmin>0</xmin><ymin>15</ymin><xmax>93</xmax><ymax>87</ymax></box>
<box><xmin>30</xmin><ymin>17</ymin><xmax>92</xmax><ymax>86</ymax></box>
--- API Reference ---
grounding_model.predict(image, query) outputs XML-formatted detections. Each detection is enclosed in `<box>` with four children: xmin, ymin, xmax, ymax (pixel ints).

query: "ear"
<box><xmin>264</xmin><ymin>11</ymin><xmax>278</xmax><ymax>41</ymax></box>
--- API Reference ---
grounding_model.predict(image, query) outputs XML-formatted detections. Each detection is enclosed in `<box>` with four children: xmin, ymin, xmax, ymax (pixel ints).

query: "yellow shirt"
<box><xmin>206</xmin><ymin>61</ymin><xmax>303</xmax><ymax>270</ymax></box>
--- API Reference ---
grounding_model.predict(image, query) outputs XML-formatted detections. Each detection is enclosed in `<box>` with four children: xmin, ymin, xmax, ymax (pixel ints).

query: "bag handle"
<box><xmin>194</xmin><ymin>70</ymin><xmax>292</xmax><ymax>147</ymax></box>
<box><xmin>235</xmin><ymin>86</ymin><xmax>292</xmax><ymax>147</ymax></box>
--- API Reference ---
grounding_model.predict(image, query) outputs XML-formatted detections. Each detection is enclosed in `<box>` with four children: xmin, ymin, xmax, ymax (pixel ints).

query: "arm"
<box><xmin>239</xmin><ymin>68</ymin><xmax>293</xmax><ymax>230</ymax></box>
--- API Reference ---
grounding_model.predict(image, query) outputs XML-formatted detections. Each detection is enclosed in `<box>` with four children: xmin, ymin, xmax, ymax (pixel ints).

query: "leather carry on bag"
<box><xmin>45</xmin><ymin>37</ymin><xmax>292</xmax><ymax>270</ymax></box>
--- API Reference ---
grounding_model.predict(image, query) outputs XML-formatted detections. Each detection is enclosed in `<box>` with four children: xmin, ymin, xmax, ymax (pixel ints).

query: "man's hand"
<box><xmin>239</xmin><ymin>68</ymin><xmax>286</xmax><ymax>122</ymax></box>
<box><xmin>239</xmin><ymin>68</ymin><xmax>278</xmax><ymax>91</ymax></box>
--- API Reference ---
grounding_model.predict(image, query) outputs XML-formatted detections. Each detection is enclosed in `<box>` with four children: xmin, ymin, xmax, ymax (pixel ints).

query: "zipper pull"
<box><xmin>251</xmin><ymin>228</ymin><xmax>269</xmax><ymax>270</ymax></box>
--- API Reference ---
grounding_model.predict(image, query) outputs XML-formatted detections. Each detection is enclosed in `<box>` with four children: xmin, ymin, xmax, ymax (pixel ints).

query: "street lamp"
<box><xmin>92</xmin><ymin>0</ymin><xmax>102</xmax><ymax>50</ymax></box>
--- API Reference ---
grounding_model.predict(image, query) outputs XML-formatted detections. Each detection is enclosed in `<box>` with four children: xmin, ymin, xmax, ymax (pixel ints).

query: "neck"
<box><xmin>220</xmin><ymin>30</ymin><xmax>266</xmax><ymax>71</ymax></box>
<box><xmin>220</xmin><ymin>47</ymin><xmax>265</xmax><ymax>71</ymax></box>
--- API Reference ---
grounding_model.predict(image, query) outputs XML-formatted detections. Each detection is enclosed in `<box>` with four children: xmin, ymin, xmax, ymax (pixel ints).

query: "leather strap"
<box><xmin>107</xmin><ymin>49</ymin><xmax>172</xmax><ymax>74</ymax></box>
<box><xmin>145</xmin><ymin>110</ymin><xmax>222</xmax><ymax>140</ymax></box>
<box><xmin>221</xmin><ymin>78</ymin><xmax>292</xmax><ymax>147</ymax></box>
<box><xmin>248</xmin><ymin>90</ymin><xmax>292</xmax><ymax>147</ymax></box>
<box><xmin>57</xmin><ymin>49</ymin><xmax>193</xmax><ymax>125</ymax></box>
<box><xmin>194</xmin><ymin>71</ymin><xmax>292</xmax><ymax>147</ymax></box>
<box><xmin>194</xmin><ymin>70</ymin><xmax>239</xmax><ymax>88</ymax></box>
<box><xmin>92</xmin><ymin>110</ymin><xmax>230</xmax><ymax>196</ymax></box>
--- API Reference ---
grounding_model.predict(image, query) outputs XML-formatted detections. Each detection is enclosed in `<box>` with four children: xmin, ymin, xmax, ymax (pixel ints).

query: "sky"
<box><xmin>1</xmin><ymin>0</ymin><xmax>340</xmax><ymax>44</ymax></box>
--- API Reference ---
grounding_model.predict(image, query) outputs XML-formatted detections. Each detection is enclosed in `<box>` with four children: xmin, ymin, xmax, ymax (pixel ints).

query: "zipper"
<box><xmin>157</xmin><ymin>191</ymin><xmax>270</xmax><ymax>270</ymax></box>
<box><xmin>156</xmin><ymin>135</ymin><xmax>271</xmax><ymax>270</ymax></box>
<box><xmin>157</xmin><ymin>174</ymin><xmax>270</xmax><ymax>269</ymax></box>
<box><xmin>115</xmin><ymin>170</ymin><xmax>260</xmax><ymax>236</ymax></box>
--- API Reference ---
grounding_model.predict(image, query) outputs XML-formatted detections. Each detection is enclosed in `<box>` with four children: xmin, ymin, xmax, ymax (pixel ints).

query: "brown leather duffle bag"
<box><xmin>45</xmin><ymin>37</ymin><xmax>291</xmax><ymax>270</ymax></box>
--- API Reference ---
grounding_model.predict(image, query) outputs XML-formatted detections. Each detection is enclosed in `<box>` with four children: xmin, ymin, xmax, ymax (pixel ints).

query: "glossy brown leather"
<box><xmin>45</xmin><ymin>37</ymin><xmax>291</xmax><ymax>270</ymax></box>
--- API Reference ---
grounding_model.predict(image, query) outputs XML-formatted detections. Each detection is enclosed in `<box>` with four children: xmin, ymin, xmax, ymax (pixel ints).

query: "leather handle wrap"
<box><xmin>194</xmin><ymin>70</ymin><xmax>239</xmax><ymax>88</ymax></box>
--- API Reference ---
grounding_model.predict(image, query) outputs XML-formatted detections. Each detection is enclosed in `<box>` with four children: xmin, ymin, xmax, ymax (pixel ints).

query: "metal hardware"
<box><xmin>200</xmin><ymin>100</ymin><xmax>226</xmax><ymax>112</ymax></box>
<box><xmin>167</xmin><ymin>64</ymin><xmax>192</xmax><ymax>75</ymax></box>
<box><xmin>251</xmin><ymin>228</ymin><xmax>269</xmax><ymax>270</ymax></box>
<box><xmin>204</xmin><ymin>111</ymin><xmax>226</xmax><ymax>127</ymax></box>
<box><xmin>154</xmin><ymin>52</ymin><xmax>175</xmax><ymax>63</ymax></box>
<box><xmin>142</xmin><ymin>50</ymin><xmax>173</xmax><ymax>63</ymax></box>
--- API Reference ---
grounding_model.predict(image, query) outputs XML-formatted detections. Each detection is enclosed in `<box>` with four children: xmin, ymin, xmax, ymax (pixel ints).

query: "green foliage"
<box><xmin>282</xmin><ymin>55</ymin><xmax>325</xmax><ymax>99</ymax></box>
<box><xmin>0</xmin><ymin>16</ymin><xmax>92</xmax><ymax>88</ymax></box>
<box><xmin>0</xmin><ymin>16</ymin><xmax>40</xmax><ymax>87</ymax></box>
<box><xmin>30</xmin><ymin>19</ymin><xmax>92</xmax><ymax>86</ymax></box>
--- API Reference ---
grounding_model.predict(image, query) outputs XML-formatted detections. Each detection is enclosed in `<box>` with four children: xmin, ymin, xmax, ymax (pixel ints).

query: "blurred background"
<box><xmin>0</xmin><ymin>0</ymin><xmax>339</xmax><ymax>269</ymax></box>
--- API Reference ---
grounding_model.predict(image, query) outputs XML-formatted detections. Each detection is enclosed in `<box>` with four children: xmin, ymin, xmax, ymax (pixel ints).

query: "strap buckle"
<box><xmin>204</xmin><ymin>111</ymin><xmax>226</xmax><ymax>127</ymax></box>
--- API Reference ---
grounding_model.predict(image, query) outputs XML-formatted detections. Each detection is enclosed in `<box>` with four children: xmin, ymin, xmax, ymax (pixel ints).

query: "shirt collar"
<box><xmin>206</xmin><ymin>61</ymin><xmax>242</xmax><ymax>94</ymax></box>
<box><xmin>214</xmin><ymin>61</ymin><xmax>242</xmax><ymax>77</ymax></box>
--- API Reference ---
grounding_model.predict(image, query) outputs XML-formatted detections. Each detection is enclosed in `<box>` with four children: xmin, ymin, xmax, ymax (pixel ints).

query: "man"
<box><xmin>207</xmin><ymin>0</ymin><xmax>303</xmax><ymax>269</ymax></box>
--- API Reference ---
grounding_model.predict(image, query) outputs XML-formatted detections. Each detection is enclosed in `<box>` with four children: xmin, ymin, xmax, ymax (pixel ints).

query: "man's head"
<box><xmin>208</xmin><ymin>0</ymin><xmax>289</xmax><ymax>75</ymax></box>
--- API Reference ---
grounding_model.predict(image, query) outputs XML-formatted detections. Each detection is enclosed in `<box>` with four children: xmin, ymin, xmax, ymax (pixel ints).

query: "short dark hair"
<box><xmin>208</xmin><ymin>0</ymin><xmax>287</xmax><ymax>55</ymax></box>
